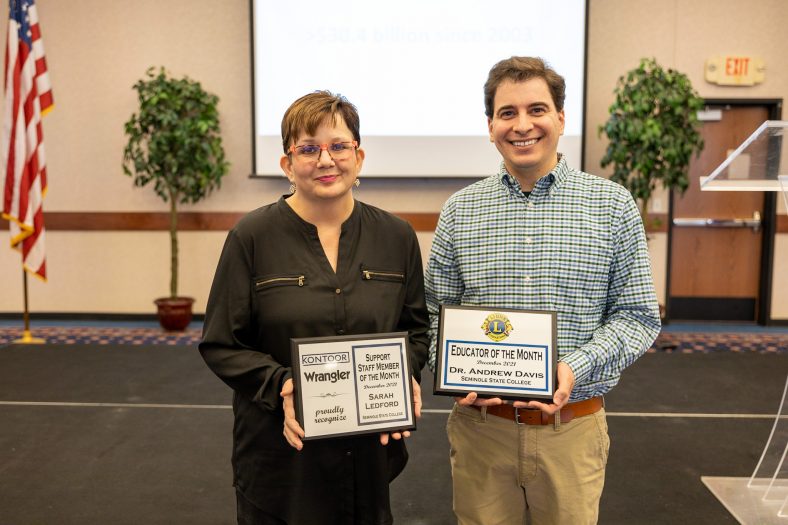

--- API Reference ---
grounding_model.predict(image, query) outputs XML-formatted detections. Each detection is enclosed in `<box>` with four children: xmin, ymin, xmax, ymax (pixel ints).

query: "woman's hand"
<box><xmin>281</xmin><ymin>378</ymin><xmax>305</xmax><ymax>450</ymax></box>
<box><xmin>379</xmin><ymin>378</ymin><xmax>421</xmax><ymax>445</ymax></box>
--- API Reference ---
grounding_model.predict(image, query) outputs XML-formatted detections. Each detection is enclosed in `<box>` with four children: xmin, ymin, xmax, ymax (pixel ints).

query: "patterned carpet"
<box><xmin>0</xmin><ymin>326</ymin><xmax>202</xmax><ymax>346</ymax></box>
<box><xmin>652</xmin><ymin>331</ymin><xmax>787</xmax><ymax>354</ymax></box>
<box><xmin>0</xmin><ymin>324</ymin><xmax>786</xmax><ymax>353</ymax></box>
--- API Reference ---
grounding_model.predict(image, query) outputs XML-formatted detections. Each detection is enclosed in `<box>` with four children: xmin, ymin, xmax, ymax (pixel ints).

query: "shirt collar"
<box><xmin>498</xmin><ymin>154</ymin><xmax>569</xmax><ymax>195</ymax></box>
<box><xmin>277</xmin><ymin>196</ymin><xmax>360</xmax><ymax>235</ymax></box>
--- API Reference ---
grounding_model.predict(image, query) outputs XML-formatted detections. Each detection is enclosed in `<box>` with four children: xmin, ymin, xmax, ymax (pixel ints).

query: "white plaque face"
<box><xmin>434</xmin><ymin>305</ymin><xmax>557</xmax><ymax>400</ymax></box>
<box><xmin>291</xmin><ymin>332</ymin><xmax>415</xmax><ymax>440</ymax></box>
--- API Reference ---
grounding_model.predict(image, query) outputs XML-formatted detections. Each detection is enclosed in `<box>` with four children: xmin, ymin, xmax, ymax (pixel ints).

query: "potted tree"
<box><xmin>599</xmin><ymin>57</ymin><xmax>705</xmax><ymax>229</ymax></box>
<box><xmin>123</xmin><ymin>67</ymin><xmax>229</xmax><ymax>331</ymax></box>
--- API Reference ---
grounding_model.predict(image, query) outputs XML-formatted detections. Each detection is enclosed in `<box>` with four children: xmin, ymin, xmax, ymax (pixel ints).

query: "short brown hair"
<box><xmin>484</xmin><ymin>57</ymin><xmax>566</xmax><ymax>118</ymax></box>
<box><xmin>280</xmin><ymin>91</ymin><xmax>360</xmax><ymax>154</ymax></box>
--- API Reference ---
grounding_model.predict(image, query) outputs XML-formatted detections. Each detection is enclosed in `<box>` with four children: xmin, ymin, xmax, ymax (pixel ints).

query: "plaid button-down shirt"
<box><xmin>425</xmin><ymin>156</ymin><xmax>661</xmax><ymax>401</ymax></box>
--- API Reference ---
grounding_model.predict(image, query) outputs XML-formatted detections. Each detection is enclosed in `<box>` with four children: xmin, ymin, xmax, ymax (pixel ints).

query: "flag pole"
<box><xmin>13</xmin><ymin>267</ymin><xmax>44</xmax><ymax>344</ymax></box>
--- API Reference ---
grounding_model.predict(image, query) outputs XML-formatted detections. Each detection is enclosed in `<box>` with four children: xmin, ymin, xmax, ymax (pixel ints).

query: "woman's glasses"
<box><xmin>289</xmin><ymin>141</ymin><xmax>358</xmax><ymax>161</ymax></box>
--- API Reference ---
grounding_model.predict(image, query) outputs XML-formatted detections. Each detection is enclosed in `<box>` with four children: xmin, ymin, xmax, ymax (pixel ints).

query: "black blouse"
<box><xmin>199</xmin><ymin>197</ymin><xmax>430</xmax><ymax>524</ymax></box>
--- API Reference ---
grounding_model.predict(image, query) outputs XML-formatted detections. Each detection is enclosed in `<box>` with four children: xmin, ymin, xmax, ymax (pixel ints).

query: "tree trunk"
<box><xmin>169</xmin><ymin>193</ymin><xmax>178</xmax><ymax>298</ymax></box>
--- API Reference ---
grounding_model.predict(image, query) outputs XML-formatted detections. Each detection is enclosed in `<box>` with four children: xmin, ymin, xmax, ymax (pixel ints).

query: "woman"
<box><xmin>199</xmin><ymin>91</ymin><xmax>429</xmax><ymax>525</ymax></box>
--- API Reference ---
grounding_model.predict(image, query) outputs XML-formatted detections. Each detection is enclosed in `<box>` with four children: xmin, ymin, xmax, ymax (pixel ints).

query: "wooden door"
<box><xmin>668</xmin><ymin>105</ymin><xmax>769</xmax><ymax>321</ymax></box>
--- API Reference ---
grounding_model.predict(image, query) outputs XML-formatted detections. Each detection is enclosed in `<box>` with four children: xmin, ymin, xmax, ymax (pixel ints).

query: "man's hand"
<box><xmin>512</xmin><ymin>362</ymin><xmax>575</xmax><ymax>414</ymax></box>
<box><xmin>281</xmin><ymin>378</ymin><xmax>305</xmax><ymax>450</ymax></box>
<box><xmin>454</xmin><ymin>391</ymin><xmax>505</xmax><ymax>407</ymax></box>
<box><xmin>380</xmin><ymin>378</ymin><xmax>421</xmax><ymax>445</ymax></box>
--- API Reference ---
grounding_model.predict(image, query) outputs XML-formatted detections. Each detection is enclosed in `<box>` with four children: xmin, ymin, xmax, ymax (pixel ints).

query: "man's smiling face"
<box><xmin>487</xmin><ymin>77</ymin><xmax>565</xmax><ymax>187</ymax></box>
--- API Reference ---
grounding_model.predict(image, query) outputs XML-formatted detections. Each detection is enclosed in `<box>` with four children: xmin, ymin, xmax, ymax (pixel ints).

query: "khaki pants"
<box><xmin>446</xmin><ymin>403</ymin><xmax>610</xmax><ymax>525</ymax></box>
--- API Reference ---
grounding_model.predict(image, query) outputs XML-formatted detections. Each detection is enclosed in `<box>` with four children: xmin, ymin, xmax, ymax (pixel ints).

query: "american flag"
<box><xmin>1</xmin><ymin>0</ymin><xmax>52</xmax><ymax>280</ymax></box>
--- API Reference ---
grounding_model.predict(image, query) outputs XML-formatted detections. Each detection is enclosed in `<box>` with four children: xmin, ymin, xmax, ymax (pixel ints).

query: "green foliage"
<box><xmin>123</xmin><ymin>67</ymin><xmax>228</xmax><ymax>205</ymax></box>
<box><xmin>123</xmin><ymin>67</ymin><xmax>229</xmax><ymax>297</ymax></box>
<box><xmin>599</xmin><ymin>58</ymin><xmax>704</xmax><ymax>224</ymax></box>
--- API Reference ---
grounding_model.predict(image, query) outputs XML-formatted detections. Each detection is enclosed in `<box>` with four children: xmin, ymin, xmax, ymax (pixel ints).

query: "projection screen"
<box><xmin>251</xmin><ymin>0</ymin><xmax>587</xmax><ymax>177</ymax></box>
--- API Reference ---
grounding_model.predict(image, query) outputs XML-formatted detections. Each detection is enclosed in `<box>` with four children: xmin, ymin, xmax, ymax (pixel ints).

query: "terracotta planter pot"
<box><xmin>154</xmin><ymin>297</ymin><xmax>195</xmax><ymax>331</ymax></box>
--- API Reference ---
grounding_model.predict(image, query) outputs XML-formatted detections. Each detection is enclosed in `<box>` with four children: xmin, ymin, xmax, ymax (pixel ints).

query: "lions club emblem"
<box><xmin>481</xmin><ymin>313</ymin><xmax>513</xmax><ymax>342</ymax></box>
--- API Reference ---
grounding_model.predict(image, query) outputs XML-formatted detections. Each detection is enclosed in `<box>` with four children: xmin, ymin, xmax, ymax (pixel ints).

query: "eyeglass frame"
<box><xmin>288</xmin><ymin>141</ymin><xmax>359</xmax><ymax>161</ymax></box>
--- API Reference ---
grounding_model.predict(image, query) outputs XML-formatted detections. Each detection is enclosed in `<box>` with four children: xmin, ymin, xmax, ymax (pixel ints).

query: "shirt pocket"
<box><xmin>252</xmin><ymin>274</ymin><xmax>309</xmax><ymax>327</ymax></box>
<box><xmin>360</xmin><ymin>267</ymin><xmax>405</xmax><ymax>284</ymax></box>
<box><xmin>359</xmin><ymin>266</ymin><xmax>406</xmax><ymax>308</ymax></box>
<box><xmin>254</xmin><ymin>274</ymin><xmax>306</xmax><ymax>291</ymax></box>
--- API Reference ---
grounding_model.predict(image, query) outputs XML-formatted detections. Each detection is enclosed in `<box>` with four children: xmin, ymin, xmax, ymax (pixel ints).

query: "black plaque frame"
<box><xmin>433</xmin><ymin>305</ymin><xmax>557</xmax><ymax>401</ymax></box>
<box><xmin>291</xmin><ymin>332</ymin><xmax>416</xmax><ymax>440</ymax></box>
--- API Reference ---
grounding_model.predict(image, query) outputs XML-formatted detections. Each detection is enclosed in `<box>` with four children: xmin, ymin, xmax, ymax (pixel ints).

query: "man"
<box><xmin>425</xmin><ymin>56</ymin><xmax>660</xmax><ymax>524</ymax></box>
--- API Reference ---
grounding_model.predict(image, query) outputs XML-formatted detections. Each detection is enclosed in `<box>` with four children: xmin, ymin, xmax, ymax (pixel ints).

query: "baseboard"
<box><xmin>0</xmin><ymin>312</ymin><xmax>206</xmax><ymax>322</ymax></box>
<box><xmin>668</xmin><ymin>297</ymin><xmax>756</xmax><ymax>322</ymax></box>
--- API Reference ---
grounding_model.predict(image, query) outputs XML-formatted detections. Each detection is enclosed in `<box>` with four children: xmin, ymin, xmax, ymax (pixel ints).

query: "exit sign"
<box><xmin>705</xmin><ymin>56</ymin><xmax>765</xmax><ymax>86</ymax></box>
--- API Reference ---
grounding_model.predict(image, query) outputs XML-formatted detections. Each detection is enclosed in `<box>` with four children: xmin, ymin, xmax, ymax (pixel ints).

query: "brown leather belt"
<box><xmin>471</xmin><ymin>396</ymin><xmax>604</xmax><ymax>425</ymax></box>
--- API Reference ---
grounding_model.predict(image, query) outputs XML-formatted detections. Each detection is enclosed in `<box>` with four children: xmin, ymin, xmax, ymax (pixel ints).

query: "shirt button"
<box><xmin>525</xmin><ymin>237</ymin><xmax>533</xmax><ymax>244</ymax></box>
<box><xmin>335</xmin><ymin>288</ymin><xmax>341</xmax><ymax>294</ymax></box>
<box><xmin>524</xmin><ymin>276</ymin><xmax>532</xmax><ymax>283</ymax></box>
<box><xmin>337</xmin><ymin>329</ymin><xmax>345</xmax><ymax>335</ymax></box>
<box><xmin>346</xmin><ymin>451</ymin><xmax>352</xmax><ymax>456</ymax></box>
<box><xmin>528</xmin><ymin>201</ymin><xmax>535</xmax><ymax>208</ymax></box>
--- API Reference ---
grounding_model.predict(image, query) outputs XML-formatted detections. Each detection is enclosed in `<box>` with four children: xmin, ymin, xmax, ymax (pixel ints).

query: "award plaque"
<box><xmin>290</xmin><ymin>332</ymin><xmax>415</xmax><ymax>440</ymax></box>
<box><xmin>434</xmin><ymin>305</ymin><xmax>557</xmax><ymax>400</ymax></box>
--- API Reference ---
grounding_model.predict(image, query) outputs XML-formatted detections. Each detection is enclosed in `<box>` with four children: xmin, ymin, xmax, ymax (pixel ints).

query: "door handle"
<box><xmin>672</xmin><ymin>211</ymin><xmax>761</xmax><ymax>232</ymax></box>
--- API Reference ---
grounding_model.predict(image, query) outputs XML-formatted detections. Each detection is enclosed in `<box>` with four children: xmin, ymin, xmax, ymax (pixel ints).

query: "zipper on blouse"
<box><xmin>362</xmin><ymin>269</ymin><xmax>405</xmax><ymax>281</ymax></box>
<box><xmin>255</xmin><ymin>275</ymin><xmax>305</xmax><ymax>289</ymax></box>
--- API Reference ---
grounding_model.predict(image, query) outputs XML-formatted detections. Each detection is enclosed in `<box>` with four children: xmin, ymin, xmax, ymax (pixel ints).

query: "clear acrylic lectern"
<box><xmin>700</xmin><ymin>120</ymin><xmax>788</xmax><ymax>524</ymax></box>
<box><xmin>700</xmin><ymin>120</ymin><xmax>788</xmax><ymax>207</ymax></box>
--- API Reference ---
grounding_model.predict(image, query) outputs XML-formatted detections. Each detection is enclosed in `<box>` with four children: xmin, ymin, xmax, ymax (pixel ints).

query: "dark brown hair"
<box><xmin>483</xmin><ymin>57</ymin><xmax>566</xmax><ymax>118</ymax></box>
<box><xmin>281</xmin><ymin>90</ymin><xmax>361</xmax><ymax>153</ymax></box>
